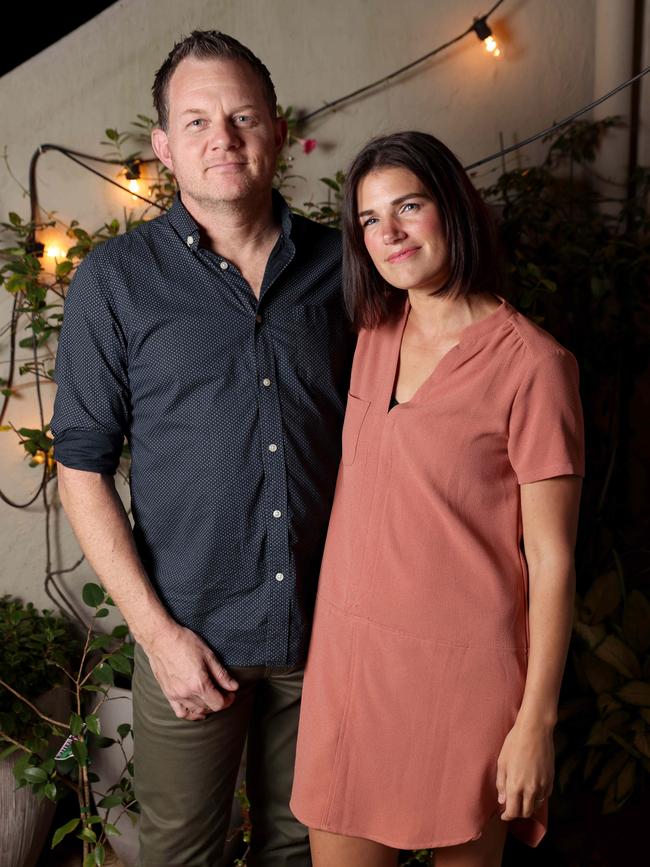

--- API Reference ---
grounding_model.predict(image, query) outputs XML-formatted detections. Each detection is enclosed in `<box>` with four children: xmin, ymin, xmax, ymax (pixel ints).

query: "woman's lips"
<box><xmin>387</xmin><ymin>246</ymin><xmax>420</xmax><ymax>264</ymax></box>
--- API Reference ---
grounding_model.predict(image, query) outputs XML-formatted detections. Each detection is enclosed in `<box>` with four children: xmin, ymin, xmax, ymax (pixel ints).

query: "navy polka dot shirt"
<box><xmin>50</xmin><ymin>190</ymin><xmax>355</xmax><ymax>667</ymax></box>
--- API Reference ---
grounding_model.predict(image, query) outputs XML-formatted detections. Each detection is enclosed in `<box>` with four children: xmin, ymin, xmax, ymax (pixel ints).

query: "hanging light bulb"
<box><xmin>127</xmin><ymin>177</ymin><xmax>140</xmax><ymax>199</ymax></box>
<box><xmin>123</xmin><ymin>159</ymin><xmax>143</xmax><ymax>201</ymax></box>
<box><xmin>44</xmin><ymin>242</ymin><xmax>66</xmax><ymax>260</ymax></box>
<box><xmin>472</xmin><ymin>16</ymin><xmax>502</xmax><ymax>58</ymax></box>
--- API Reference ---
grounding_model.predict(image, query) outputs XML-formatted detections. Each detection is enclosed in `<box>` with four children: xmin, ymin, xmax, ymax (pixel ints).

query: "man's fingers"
<box><xmin>205</xmin><ymin>654</ymin><xmax>239</xmax><ymax>692</ymax></box>
<box><xmin>169</xmin><ymin>698</ymin><xmax>208</xmax><ymax>720</ymax></box>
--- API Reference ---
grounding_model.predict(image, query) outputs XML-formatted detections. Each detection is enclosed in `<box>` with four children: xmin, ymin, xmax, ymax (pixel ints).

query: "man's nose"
<box><xmin>208</xmin><ymin>120</ymin><xmax>242</xmax><ymax>150</ymax></box>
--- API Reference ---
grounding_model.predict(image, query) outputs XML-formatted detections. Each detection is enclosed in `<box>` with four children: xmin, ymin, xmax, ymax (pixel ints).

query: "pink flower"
<box><xmin>299</xmin><ymin>138</ymin><xmax>317</xmax><ymax>154</ymax></box>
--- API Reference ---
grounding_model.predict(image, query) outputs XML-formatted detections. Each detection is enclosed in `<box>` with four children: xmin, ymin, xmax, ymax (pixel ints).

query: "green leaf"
<box><xmin>85</xmin><ymin>714</ymin><xmax>101</xmax><ymax>735</ymax></box>
<box><xmin>111</xmin><ymin>624</ymin><xmax>129</xmax><ymax>639</ymax></box>
<box><xmin>52</xmin><ymin>818</ymin><xmax>79</xmax><ymax>848</ymax></box>
<box><xmin>83</xmin><ymin>854</ymin><xmax>96</xmax><ymax>867</ymax></box>
<box><xmin>72</xmin><ymin>738</ymin><xmax>88</xmax><ymax>766</ymax></box>
<box><xmin>98</xmin><ymin>793</ymin><xmax>124</xmax><ymax>808</ymax></box>
<box><xmin>93</xmin><ymin>663</ymin><xmax>114</xmax><ymax>685</ymax></box>
<box><xmin>320</xmin><ymin>177</ymin><xmax>340</xmax><ymax>192</ymax></box>
<box><xmin>69</xmin><ymin>712</ymin><xmax>83</xmax><ymax>736</ymax></box>
<box><xmin>95</xmin><ymin>843</ymin><xmax>106</xmax><ymax>865</ymax></box>
<box><xmin>78</xmin><ymin>826</ymin><xmax>97</xmax><ymax>843</ymax></box>
<box><xmin>82</xmin><ymin>583</ymin><xmax>105</xmax><ymax>608</ymax></box>
<box><xmin>95</xmin><ymin>608</ymin><xmax>110</xmax><ymax>618</ymax></box>
<box><xmin>44</xmin><ymin>781</ymin><xmax>57</xmax><ymax>801</ymax></box>
<box><xmin>104</xmin><ymin>823</ymin><xmax>121</xmax><ymax>837</ymax></box>
<box><xmin>23</xmin><ymin>766</ymin><xmax>48</xmax><ymax>784</ymax></box>
<box><xmin>107</xmin><ymin>653</ymin><xmax>132</xmax><ymax>675</ymax></box>
<box><xmin>0</xmin><ymin>744</ymin><xmax>20</xmax><ymax>760</ymax></box>
<box><xmin>117</xmin><ymin>722</ymin><xmax>131</xmax><ymax>739</ymax></box>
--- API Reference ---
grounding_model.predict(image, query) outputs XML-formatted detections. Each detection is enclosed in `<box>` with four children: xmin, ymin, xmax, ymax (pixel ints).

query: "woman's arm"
<box><xmin>496</xmin><ymin>474</ymin><xmax>582</xmax><ymax>821</ymax></box>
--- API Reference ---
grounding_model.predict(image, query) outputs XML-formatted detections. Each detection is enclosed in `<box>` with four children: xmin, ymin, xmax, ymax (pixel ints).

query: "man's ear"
<box><xmin>274</xmin><ymin>116</ymin><xmax>288</xmax><ymax>154</ymax></box>
<box><xmin>151</xmin><ymin>126</ymin><xmax>174</xmax><ymax>173</ymax></box>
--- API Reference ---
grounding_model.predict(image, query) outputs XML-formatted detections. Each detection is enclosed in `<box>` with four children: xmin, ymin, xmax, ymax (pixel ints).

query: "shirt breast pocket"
<box><xmin>341</xmin><ymin>393</ymin><xmax>371</xmax><ymax>465</ymax></box>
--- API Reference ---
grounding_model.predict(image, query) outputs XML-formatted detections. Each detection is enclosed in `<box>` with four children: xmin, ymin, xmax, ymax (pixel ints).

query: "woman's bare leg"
<box><xmin>309</xmin><ymin>828</ymin><xmax>399</xmax><ymax>867</ymax></box>
<box><xmin>433</xmin><ymin>812</ymin><xmax>509</xmax><ymax>867</ymax></box>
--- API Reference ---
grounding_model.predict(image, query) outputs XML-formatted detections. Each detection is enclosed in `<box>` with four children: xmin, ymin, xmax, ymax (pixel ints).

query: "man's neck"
<box><xmin>179</xmin><ymin>188</ymin><xmax>281</xmax><ymax>263</ymax></box>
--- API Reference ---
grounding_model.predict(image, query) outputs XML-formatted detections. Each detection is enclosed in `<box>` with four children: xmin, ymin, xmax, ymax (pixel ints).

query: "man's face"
<box><xmin>151</xmin><ymin>57</ymin><xmax>286</xmax><ymax>210</ymax></box>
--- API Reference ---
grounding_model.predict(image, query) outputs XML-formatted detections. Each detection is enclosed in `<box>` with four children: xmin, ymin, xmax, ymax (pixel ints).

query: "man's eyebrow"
<box><xmin>358</xmin><ymin>193</ymin><xmax>428</xmax><ymax>218</ymax></box>
<box><xmin>180</xmin><ymin>104</ymin><xmax>259</xmax><ymax>116</ymax></box>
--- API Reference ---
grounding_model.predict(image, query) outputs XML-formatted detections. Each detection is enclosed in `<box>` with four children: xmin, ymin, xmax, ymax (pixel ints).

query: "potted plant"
<box><xmin>0</xmin><ymin>595</ymin><xmax>80</xmax><ymax>867</ymax></box>
<box><xmin>0</xmin><ymin>584</ymin><xmax>138</xmax><ymax>867</ymax></box>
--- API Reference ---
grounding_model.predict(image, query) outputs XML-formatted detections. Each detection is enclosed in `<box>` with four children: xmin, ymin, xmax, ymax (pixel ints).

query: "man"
<box><xmin>51</xmin><ymin>30</ymin><xmax>354</xmax><ymax>867</ymax></box>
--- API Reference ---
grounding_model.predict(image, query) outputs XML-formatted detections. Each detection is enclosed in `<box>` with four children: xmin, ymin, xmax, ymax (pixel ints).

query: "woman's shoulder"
<box><xmin>504</xmin><ymin>303</ymin><xmax>577</xmax><ymax>368</ymax></box>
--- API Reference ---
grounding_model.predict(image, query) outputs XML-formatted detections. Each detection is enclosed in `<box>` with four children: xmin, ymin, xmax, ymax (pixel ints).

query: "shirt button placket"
<box><xmin>255</xmin><ymin>308</ymin><xmax>292</xmax><ymax>665</ymax></box>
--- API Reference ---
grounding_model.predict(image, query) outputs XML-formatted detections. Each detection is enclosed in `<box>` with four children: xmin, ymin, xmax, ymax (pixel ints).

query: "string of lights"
<box><xmin>301</xmin><ymin>0</ymin><xmax>506</xmax><ymax>123</ymax></box>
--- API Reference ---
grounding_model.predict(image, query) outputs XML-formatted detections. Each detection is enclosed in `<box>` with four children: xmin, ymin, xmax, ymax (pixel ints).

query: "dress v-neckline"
<box><xmin>386</xmin><ymin>294</ymin><xmax>512</xmax><ymax>413</ymax></box>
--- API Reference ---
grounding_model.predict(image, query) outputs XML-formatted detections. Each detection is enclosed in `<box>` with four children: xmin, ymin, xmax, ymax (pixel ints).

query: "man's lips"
<box><xmin>387</xmin><ymin>246</ymin><xmax>420</xmax><ymax>264</ymax></box>
<box><xmin>205</xmin><ymin>162</ymin><xmax>247</xmax><ymax>172</ymax></box>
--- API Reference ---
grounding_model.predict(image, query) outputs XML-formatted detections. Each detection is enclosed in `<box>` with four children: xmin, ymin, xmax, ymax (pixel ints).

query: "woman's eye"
<box><xmin>401</xmin><ymin>202</ymin><xmax>419</xmax><ymax>213</ymax></box>
<box><xmin>362</xmin><ymin>217</ymin><xmax>378</xmax><ymax>228</ymax></box>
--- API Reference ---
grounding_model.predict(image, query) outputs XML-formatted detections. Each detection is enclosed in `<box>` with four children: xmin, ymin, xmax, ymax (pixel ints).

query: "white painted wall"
<box><xmin>0</xmin><ymin>0</ymin><xmax>641</xmax><ymax>611</ymax></box>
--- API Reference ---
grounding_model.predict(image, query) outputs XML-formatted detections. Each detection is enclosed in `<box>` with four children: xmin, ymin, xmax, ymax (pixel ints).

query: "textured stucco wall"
<box><xmin>0</xmin><ymin>0</ymin><xmax>638</xmax><ymax>610</ymax></box>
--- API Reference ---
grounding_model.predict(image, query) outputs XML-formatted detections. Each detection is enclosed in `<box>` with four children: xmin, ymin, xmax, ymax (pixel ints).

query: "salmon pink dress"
<box><xmin>289</xmin><ymin>296</ymin><xmax>585</xmax><ymax>849</ymax></box>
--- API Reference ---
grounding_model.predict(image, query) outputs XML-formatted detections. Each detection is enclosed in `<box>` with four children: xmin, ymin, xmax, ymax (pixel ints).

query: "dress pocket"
<box><xmin>341</xmin><ymin>392</ymin><xmax>371</xmax><ymax>466</ymax></box>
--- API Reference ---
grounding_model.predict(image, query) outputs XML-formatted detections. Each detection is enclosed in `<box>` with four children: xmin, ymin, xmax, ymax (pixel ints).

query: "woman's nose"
<box><xmin>383</xmin><ymin>220</ymin><xmax>406</xmax><ymax>244</ymax></box>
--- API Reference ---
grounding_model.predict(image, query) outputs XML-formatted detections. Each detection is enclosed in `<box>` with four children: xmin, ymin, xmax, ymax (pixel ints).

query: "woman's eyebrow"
<box><xmin>358</xmin><ymin>193</ymin><xmax>428</xmax><ymax>218</ymax></box>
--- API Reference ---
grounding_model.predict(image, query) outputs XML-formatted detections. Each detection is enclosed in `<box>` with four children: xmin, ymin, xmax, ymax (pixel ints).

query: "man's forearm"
<box><xmin>56</xmin><ymin>463</ymin><xmax>176</xmax><ymax>651</ymax></box>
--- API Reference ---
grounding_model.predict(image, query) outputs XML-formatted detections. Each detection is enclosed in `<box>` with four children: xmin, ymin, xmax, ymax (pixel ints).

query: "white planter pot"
<box><xmin>0</xmin><ymin>687</ymin><xmax>69</xmax><ymax>867</ymax></box>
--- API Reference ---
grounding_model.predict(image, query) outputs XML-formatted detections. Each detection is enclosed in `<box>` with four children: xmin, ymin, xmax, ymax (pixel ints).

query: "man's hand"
<box><xmin>144</xmin><ymin>624</ymin><xmax>239</xmax><ymax>721</ymax></box>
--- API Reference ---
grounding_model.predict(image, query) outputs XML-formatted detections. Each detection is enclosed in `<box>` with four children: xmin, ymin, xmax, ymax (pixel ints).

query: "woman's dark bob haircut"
<box><xmin>342</xmin><ymin>131</ymin><xmax>503</xmax><ymax>330</ymax></box>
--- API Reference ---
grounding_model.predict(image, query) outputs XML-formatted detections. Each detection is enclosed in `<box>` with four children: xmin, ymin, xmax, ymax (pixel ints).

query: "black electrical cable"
<box><xmin>301</xmin><ymin>0</ymin><xmax>506</xmax><ymax>122</ymax></box>
<box><xmin>465</xmin><ymin>64</ymin><xmax>650</xmax><ymax>171</ymax></box>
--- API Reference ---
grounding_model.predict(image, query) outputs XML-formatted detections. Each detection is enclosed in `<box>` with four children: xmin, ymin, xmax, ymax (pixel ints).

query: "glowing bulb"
<box><xmin>484</xmin><ymin>36</ymin><xmax>500</xmax><ymax>55</ymax></box>
<box><xmin>45</xmin><ymin>244</ymin><xmax>65</xmax><ymax>259</ymax></box>
<box><xmin>128</xmin><ymin>178</ymin><xmax>140</xmax><ymax>200</ymax></box>
<box><xmin>32</xmin><ymin>452</ymin><xmax>46</xmax><ymax>464</ymax></box>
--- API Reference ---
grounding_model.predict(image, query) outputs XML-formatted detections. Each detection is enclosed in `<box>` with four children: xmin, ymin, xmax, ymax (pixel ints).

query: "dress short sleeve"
<box><xmin>50</xmin><ymin>257</ymin><xmax>131</xmax><ymax>475</ymax></box>
<box><xmin>507</xmin><ymin>349</ymin><xmax>585</xmax><ymax>484</ymax></box>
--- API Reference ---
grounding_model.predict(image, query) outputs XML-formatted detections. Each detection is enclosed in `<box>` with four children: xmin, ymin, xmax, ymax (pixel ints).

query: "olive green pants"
<box><xmin>132</xmin><ymin>643</ymin><xmax>311</xmax><ymax>867</ymax></box>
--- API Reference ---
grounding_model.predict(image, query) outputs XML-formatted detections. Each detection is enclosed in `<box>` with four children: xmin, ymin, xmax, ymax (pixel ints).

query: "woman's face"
<box><xmin>356</xmin><ymin>166</ymin><xmax>450</xmax><ymax>293</ymax></box>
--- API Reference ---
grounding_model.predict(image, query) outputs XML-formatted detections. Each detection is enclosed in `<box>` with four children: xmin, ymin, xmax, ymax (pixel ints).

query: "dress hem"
<box><xmin>290</xmin><ymin>801</ymin><xmax>546</xmax><ymax>850</ymax></box>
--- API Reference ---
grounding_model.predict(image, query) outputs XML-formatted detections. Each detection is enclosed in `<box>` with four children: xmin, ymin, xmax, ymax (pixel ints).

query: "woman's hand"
<box><xmin>496</xmin><ymin>717</ymin><xmax>555</xmax><ymax>820</ymax></box>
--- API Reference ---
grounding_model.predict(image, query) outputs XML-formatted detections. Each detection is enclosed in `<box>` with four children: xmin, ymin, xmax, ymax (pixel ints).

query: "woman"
<box><xmin>289</xmin><ymin>132</ymin><xmax>585</xmax><ymax>867</ymax></box>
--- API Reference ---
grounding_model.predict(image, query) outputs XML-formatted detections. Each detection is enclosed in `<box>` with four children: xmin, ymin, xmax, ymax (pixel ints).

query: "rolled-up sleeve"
<box><xmin>50</xmin><ymin>257</ymin><xmax>130</xmax><ymax>475</ymax></box>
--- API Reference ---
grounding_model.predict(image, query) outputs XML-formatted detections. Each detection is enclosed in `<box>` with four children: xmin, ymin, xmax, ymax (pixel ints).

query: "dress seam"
<box><xmin>317</xmin><ymin>595</ymin><xmax>529</xmax><ymax>651</ymax></box>
<box><xmin>322</xmin><ymin>619</ymin><xmax>359</xmax><ymax>826</ymax></box>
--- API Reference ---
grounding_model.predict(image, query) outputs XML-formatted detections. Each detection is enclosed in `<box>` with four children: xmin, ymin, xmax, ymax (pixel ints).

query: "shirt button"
<box><xmin>272</xmin><ymin>509</ymin><xmax>282</xmax><ymax>518</ymax></box>
<box><xmin>268</xmin><ymin>443</ymin><xmax>278</xmax><ymax>452</ymax></box>
<box><xmin>275</xmin><ymin>572</ymin><xmax>285</xmax><ymax>582</ymax></box>
<box><xmin>186</xmin><ymin>235</ymin><xmax>194</xmax><ymax>246</ymax></box>
<box><xmin>220</xmin><ymin>260</ymin><xmax>229</xmax><ymax>270</ymax></box>
<box><xmin>255</xmin><ymin>313</ymin><xmax>263</xmax><ymax>324</ymax></box>
<box><xmin>262</xmin><ymin>377</ymin><xmax>271</xmax><ymax>387</ymax></box>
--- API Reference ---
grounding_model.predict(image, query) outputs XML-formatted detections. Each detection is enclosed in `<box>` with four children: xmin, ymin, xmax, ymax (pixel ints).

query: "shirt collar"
<box><xmin>166</xmin><ymin>188</ymin><xmax>294</xmax><ymax>251</ymax></box>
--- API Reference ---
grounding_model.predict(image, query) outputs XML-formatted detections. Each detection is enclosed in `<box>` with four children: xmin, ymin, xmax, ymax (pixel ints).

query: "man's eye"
<box><xmin>234</xmin><ymin>115</ymin><xmax>254</xmax><ymax>124</ymax></box>
<box><xmin>189</xmin><ymin>119</ymin><xmax>205</xmax><ymax>127</ymax></box>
